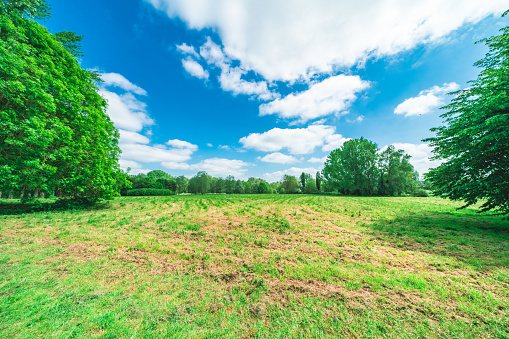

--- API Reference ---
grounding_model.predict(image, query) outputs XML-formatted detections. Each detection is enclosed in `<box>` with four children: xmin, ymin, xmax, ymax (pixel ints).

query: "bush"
<box><xmin>413</xmin><ymin>189</ymin><xmax>429</xmax><ymax>197</ymax></box>
<box><xmin>123</xmin><ymin>188</ymin><xmax>174</xmax><ymax>196</ymax></box>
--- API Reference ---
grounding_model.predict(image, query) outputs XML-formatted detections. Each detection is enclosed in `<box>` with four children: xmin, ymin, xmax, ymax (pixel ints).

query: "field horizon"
<box><xmin>1</xmin><ymin>195</ymin><xmax>508</xmax><ymax>338</ymax></box>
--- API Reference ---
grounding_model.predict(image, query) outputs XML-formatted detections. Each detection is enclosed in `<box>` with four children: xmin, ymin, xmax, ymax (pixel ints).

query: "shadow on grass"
<box><xmin>361</xmin><ymin>211</ymin><xmax>509</xmax><ymax>270</ymax></box>
<box><xmin>0</xmin><ymin>198</ymin><xmax>112</xmax><ymax>216</ymax></box>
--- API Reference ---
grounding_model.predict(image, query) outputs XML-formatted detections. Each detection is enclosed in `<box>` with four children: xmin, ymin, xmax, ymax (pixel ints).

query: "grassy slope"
<box><xmin>0</xmin><ymin>195</ymin><xmax>508</xmax><ymax>338</ymax></box>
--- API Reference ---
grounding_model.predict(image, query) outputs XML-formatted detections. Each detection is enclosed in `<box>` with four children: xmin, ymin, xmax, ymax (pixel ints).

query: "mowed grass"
<box><xmin>0</xmin><ymin>195</ymin><xmax>508</xmax><ymax>338</ymax></box>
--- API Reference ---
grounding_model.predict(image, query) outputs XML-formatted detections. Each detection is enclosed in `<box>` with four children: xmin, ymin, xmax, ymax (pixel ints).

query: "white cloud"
<box><xmin>389</xmin><ymin>143</ymin><xmax>444</xmax><ymax>176</ymax></box>
<box><xmin>161</xmin><ymin>162</ymin><xmax>191</xmax><ymax>170</ymax></box>
<box><xmin>218</xmin><ymin>145</ymin><xmax>231</xmax><ymax>150</ymax></box>
<box><xmin>145</xmin><ymin>0</ymin><xmax>506</xmax><ymax>82</ymax></box>
<box><xmin>120</xmin><ymin>143</ymin><xmax>195</xmax><ymax>163</ymax></box>
<box><xmin>240</xmin><ymin>125</ymin><xmax>347</xmax><ymax>155</ymax></box>
<box><xmin>162</xmin><ymin>158</ymin><xmax>250</xmax><ymax>178</ymax></box>
<box><xmin>219</xmin><ymin>67</ymin><xmax>278</xmax><ymax>100</ymax></box>
<box><xmin>99</xmin><ymin>90</ymin><xmax>154</xmax><ymax>132</ymax></box>
<box><xmin>394</xmin><ymin>82</ymin><xmax>460</xmax><ymax>117</ymax></box>
<box><xmin>322</xmin><ymin>134</ymin><xmax>350</xmax><ymax>152</ymax></box>
<box><xmin>200</xmin><ymin>37</ymin><xmax>229</xmax><ymax>70</ymax></box>
<box><xmin>258</xmin><ymin>152</ymin><xmax>299</xmax><ymax>164</ymax></box>
<box><xmin>119</xmin><ymin>129</ymin><xmax>150</xmax><ymax>144</ymax></box>
<box><xmin>264</xmin><ymin>167</ymin><xmax>319</xmax><ymax>183</ymax></box>
<box><xmin>308</xmin><ymin>156</ymin><xmax>327</xmax><ymax>164</ymax></box>
<box><xmin>182</xmin><ymin>57</ymin><xmax>209</xmax><ymax>79</ymax></box>
<box><xmin>100</xmin><ymin>73</ymin><xmax>147</xmax><ymax>96</ymax></box>
<box><xmin>166</xmin><ymin>139</ymin><xmax>198</xmax><ymax>151</ymax></box>
<box><xmin>207</xmin><ymin>143</ymin><xmax>213</xmax><ymax>147</ymax></box>
<box><xmin>176</xmin><ymin>43</ymin><xmax>199</xmax><ymax>57</ymax></box>
<box><xmin>260</xmin><ymin>75</ymin><xmax>369</xmax><ymax>123</ymax></box>
<box><xmin>119</xmin><ymin>159</ymin><xmax>143</xmax><ymax>169</ymax></box>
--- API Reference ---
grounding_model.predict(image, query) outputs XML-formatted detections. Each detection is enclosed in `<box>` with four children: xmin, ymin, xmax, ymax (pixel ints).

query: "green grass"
<box><xmin>1</xmin><ymin>195</ymin><xmax>508</xmax><ymax>338</ymax></box>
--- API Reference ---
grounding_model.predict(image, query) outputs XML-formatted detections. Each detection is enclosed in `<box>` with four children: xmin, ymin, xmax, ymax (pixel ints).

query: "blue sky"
<box><xmin>44</xmin><ymin>0</ymin><xmax>508</xmax><ymax>181</ymax></box>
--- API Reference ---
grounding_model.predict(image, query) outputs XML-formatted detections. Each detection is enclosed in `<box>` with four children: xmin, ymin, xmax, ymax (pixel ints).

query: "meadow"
<box><xmin>0</xmin><ymin>195</ymin><xmax>508</xmax><ymax>338</ymax></box>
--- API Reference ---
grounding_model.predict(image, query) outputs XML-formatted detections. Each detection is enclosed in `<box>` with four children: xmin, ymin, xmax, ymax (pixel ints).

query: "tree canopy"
<box><xmin>322</xmin><ymin>138</ymin><xmax>418</xmax><ymax>196</ymax></box>
<box><xmin>0</xmin><ymin>0</ymin><xmax>128</xmax><ymax>202</ymax></box>
<box><xmin>424</xmin><ymin>13</ymin><xmax>509</xmax><ymax>215</ymax></box>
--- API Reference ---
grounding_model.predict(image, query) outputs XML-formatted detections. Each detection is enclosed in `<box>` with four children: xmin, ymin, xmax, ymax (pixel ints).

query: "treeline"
<box><xmin>122</xmin><ymin>171</ymin><xmax>277</xmax><ymax>196</ymax></box>
<box><xmin>122</xmin><ymin>138</ymin><xmax>426</xmax><ymax>197</ymax></box>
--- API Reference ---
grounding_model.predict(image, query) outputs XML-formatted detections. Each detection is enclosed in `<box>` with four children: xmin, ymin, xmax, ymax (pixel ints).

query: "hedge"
<box><xmin>123</xmin><ymin>188</ymin><xmax>174</xmax><ymax>196</ymax></box>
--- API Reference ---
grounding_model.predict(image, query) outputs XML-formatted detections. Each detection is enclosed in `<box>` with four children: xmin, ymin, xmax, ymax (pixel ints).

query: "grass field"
<box><xmin>1</xmin><ymin>195</ymin><xmax>508</xmax><ymax>338</ymax></box>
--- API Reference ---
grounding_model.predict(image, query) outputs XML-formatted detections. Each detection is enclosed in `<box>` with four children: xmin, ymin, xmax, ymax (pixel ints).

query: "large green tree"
<box><xmin>424</xmin><ymin>12</ymin><xmax>509</xmax><ymax>215</ymax></box>
<box><xmin>0</xmin><ymin>0</ymin><xmax>127</xmax><ymax>202</ymax></box>
<box><xmin>378</xmin><ymin>146</ymin><xmax>417</xmax><ymax>196</ymax></box>
<box><xmin>322</xmin><ymin>138</ymin><xmax>379</xmax><ymax>195</ymax></box>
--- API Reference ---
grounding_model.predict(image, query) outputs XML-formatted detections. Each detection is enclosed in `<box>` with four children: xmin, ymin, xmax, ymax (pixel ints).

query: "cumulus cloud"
<box><xmin>394</xmin><ymin>82</ymin><xmax>460</xmax><ymax>117</ymax></box>
<box><xmin>219</xmin><ymin>67</ymin><xmax>278</xmax><ymax>100</ymax></box>
<box><xmin>264</xmin><ymin>167</ymin><xmax>319</xmax><ymax>183</ymax></box>
<box><xmin>308</xmin><ymin>156</ymin><xmax>327</xmax><ymax>164</ymax></box>
<box><xmin>322</xmin><ymin>134</ymin><xmax>351</xmax><ymax>152</ymax></box>
<box><xmin>100</xmin><ymin>72</ymin><xmax>147</xmax><ymax>95</ymax></box>
<box><xmin>260</xmin><ymin>75</ymin><xmax>369</xmax><ymax>123</ymax></box>
<box><xmin>119</xmin><ymin>159</ymin><xmax>143</xmax><ymax>169</ymax></box>
<box><xmin>200</xmin><ymin>37</ymin><xmax>229</xmax><ymax>69</ymax></box>
<box><xmin>145</xmin><ymin>0</ymin><xmax>506</xmax><ymax>82</ymax></box>
<box><xmin>182</xmin><ymin>57</ymin><xmax>209</xmax><ymax>79</ymax></box>
<box><xmin>119</xmin><ymin>129</ymin><xmax>150</xmax><ymax>144</ymax></box>
<box><xmin>160</xmin><ymin>162</ymin><xmax>191</xmax><ymax>170</ymax></box>
<box><xmin>166</xmin><ymin>139</ymin><xmax>198</xmax><ymax>151</ymax></box>
<box><xmin>120</xmin><ymin>143</ymin><xmax>195</xmax><ymax>163</ymax></box>
<box><xmin>176</xmin><ymin>42</ymin><xmax>199</xmax><ymax>57</ymax></box>
<box><xmin>163</xmin><ymin>158</ymin><xmax>250</xmax><ymax>178</ymax></box>
<box><xmin>387</xmin><ymin>143</ymin><xmax>444</xmax><ymax>176</ymax></box>
<box><xmin>240</xmin><ymin>125</ymin><xmax>348</xmax><ymax>155</ymax></box>
<box><xmin>99</xmin><ymin>89</ymin><xmax>154</xmax><ymax>132</ymax></box>
<box><xmin>258</xmin><ymin>152</ymin><xmax>299</xmax><ymax>164</ymax></box>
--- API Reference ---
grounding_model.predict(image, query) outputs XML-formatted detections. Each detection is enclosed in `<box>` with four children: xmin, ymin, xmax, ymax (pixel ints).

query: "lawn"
<box><xmin>0</xmin><ymin>195</ymin><xmax>508</xmax><ymax>338</ymax></box>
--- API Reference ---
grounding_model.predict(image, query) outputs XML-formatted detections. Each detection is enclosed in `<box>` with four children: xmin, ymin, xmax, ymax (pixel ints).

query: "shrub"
<box><xmin>413</xmin><ymin>189</ymin><xmax>429</xmax><ymax>197</ymax></box>
<box><xmin>123</xmin><ymin>188</ymin><xmax>174</xmax><ymax>196</ymax></box>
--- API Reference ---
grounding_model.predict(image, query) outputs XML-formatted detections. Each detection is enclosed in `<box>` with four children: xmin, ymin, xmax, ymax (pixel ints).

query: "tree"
<box><xmin>304</xmin><ymin>179</ymin><xmax>318</xmax><ymax>194</ymax></box>
<box><xmin>299</xmin><ymin>172</ymin><xmax>312</xmax><ymax>191</ymax></box>
<box><xmin>188</xmin><ymin>171</ymin><xmax>210</xmax><ymax>195</ymax></box>
<box><xmin>316</xmin><ymin>171</ymin><xmax>321</xmax><ymax>192</ymax></box>
<box><xmin>234</xmin><ymin>180</ymin><xmax>245</xmax><ymax>194</ymax></box>
<box><xmin>378</xmin><ymin>146</ymin><xmax>417</xmax><ymax>196</ymax></box>
<box><xmin>257</xmin><ymin>181</ymin><xmax>271</xmax><ymax>194</ymax></box>
<box><xmin>322</xmin><ymin>138</ymin><xmax>379</xmax><ymax>195</ymax></box>
<box><xmin>225</xmin><ymin>175</ymin><xmax>235</xmax><ymax>194</ymax></box>
<box><xmin>424</xmin><ymin>13</ymin><xmax>509</xmax><ymax>215</ymax></box>
<box><xmin>175</xmin><ymin>176</ymin><xmax>189</xmax><ymax>194</ymax></box>
<box><xmin>0</xmin><ymin>0</ymin><xmax>128</xmax><ymax>202</ymax></box>
<box><xmin>281</xmin><ymin>175</ymin><xmax>300</xmax><ymax>194</ymax></box>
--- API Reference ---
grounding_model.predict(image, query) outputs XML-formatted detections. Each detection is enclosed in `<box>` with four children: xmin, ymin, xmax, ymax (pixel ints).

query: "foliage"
<box><xmin>304</xmin><ymin>179</ymin><xmax>318</xmax><ymax>194</ymax></box>
<box><xmin>299</xmin><ymin>172</ymin><xmax>312</xmax><ymax>190</ymax></box>
<box><xmin>188</xmin><ymin>171</ymin><xmax>211</xmax><ymax>195</ymax></box>
<box><xmin>123</xmin><ymin>188</ymin><xmax>174</xmax><ymax>196</ymax></box>
<box><xmin>424</xmin><ymin>16</ymin><xmax>509</xmax><ymax>215</ymax></box>
<box><xmin>316</xmin><ymin>171</ymin><xmax>321</xmax><ymax>192</ymax></box>
<box><xmin>0</xmin><ymin>0</ymin><xmax>128</xmax><ymax>203</ymax></box>
<box><xmin>322</xmin><ymin>138</ymin><xmax>380</xmax><ymax>195</ymax></box>
<box><xmin>322</xmin><ymin>138</ymin><xmax>417</xmax><ymax>196</ymax></box>
<box><xmin>378</xmin><ymin>145</ymin><xmax>418</xmax><ymax>196</ymax></box>
<box><xmin>256</xmin><ymin>181</ymin><xmax>271</xmax><ymax>194</ymax></box>
<box><xmin>281</xmin><ymin>175</ymin><xmax>300</xmax><ymax>194</ymax></box>
<box><xmin>413</xmin><ymin>189</ymin><xmax>429</xmax><ymax>197</ymax></box>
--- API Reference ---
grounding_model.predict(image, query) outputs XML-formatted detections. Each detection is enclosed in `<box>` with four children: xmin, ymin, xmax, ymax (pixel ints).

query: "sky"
<box><xmin>44</xmin><ymin>0</ymin><xmax>508</xmax><ymax>181</ymax></box>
